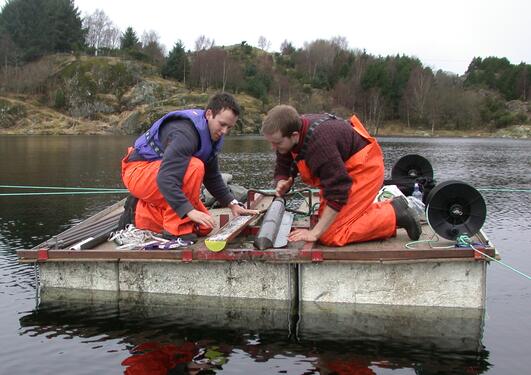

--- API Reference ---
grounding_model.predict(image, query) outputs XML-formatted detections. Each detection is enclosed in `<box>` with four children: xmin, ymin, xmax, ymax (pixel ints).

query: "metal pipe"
<box><xmin>254</xmin><ymin>197</ymin><xmax>286</xmax><ymax>250</ymax></box>
<box><xmin>55</xmin><ymin>212</ymin><xmax>122</xmax><ymax>236</ymax></box>
<box><xmin>53</xmin><ymin>223</ymin><xmax>119</xmax><ymax>249</ymax></box>
<box><xmin>43</xmin><ymin>214</ymin><xmax>121</xmax><ymax>249</ymax></box>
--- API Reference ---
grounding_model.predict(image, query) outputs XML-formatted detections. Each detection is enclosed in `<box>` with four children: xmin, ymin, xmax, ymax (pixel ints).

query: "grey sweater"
<box><xmin>128</xmin><ymin>118</ymin><xmax>234</xmax><ymax>218</ymax></box>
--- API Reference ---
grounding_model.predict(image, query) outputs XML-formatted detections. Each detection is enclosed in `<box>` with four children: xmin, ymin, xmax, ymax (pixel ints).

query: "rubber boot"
<box><xmin>117</xmin><ymin>195</ymin><xmax>139</xmax><ymax>230</ymax></box>
<box><xmin>391</xmin><ymin>196</ymin><xmax>422</xmax><ymax>240</ymax></box>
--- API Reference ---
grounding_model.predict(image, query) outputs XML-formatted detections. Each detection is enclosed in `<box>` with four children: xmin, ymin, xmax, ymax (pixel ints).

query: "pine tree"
<box><xmin>120</xmin><ymin>27</ymin><xmax>140</xmax><ymax>51</ymax></box>
<box><xmin>161</xmin><ymin>41</ymin><xmax>189</xmax><ymax>82</ymax></box>
<box><xmin>0</xmin><ymin>0</ymin><xmax>84</xmax><ymax>61</ymax></box>
<box><xmin>46</xmin><ymin>0</ymin><xmax>85</xmax><ymax>52</ymax></box>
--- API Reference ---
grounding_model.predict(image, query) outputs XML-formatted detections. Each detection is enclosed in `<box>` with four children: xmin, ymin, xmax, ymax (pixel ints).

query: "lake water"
<box><xmin>1</xmin><ymin>135</ymin><xmax>530</xmax><ymax>374</ymax></box>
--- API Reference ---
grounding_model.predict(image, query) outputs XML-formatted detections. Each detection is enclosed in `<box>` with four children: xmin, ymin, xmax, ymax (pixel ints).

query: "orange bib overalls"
<box><xmin>121</xmin><ymin>147</ymin><xmax>212</xmax><ymax>237</ymax></box>
<box><xmin>294</xmin><ymin>115</ymin><xmax>396</xmax><ymax>246</ymax></box>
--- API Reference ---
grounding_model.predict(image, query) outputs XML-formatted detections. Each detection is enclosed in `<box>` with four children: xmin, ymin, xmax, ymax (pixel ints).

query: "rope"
<box><xmin>456</xmin><ymin>234</ymin><xmax>531</xmax><ymax>281</ymax></box>
<box><xmin>477</xmin><ymin>188</ymin><xmax>531</xmax><ymax>193</ymax></box>
<box><xmin>405</xmin><ymin>240</ymin><xmax>454</xmax><ymax>249</ymax></box>
<box><xmin>0</xmin><ymin>191</ymin><xmax>127</xmax><ymax>196</ymax></box>
<box><xmin>406</xmin><ymin>234</ymin><xmax>531</xmax><ymax>281</ymax></box>
<box><xmin>0</xmin><ymin>184</ymin><xmax>126</xmax><ymax>191</ymax></box>
<box><xmin>2</xmin><ymin>185</ymin><xmax>529</xmax><ymax>194</ymax></box>
<box><xmin>0</xmin><ymin>184</ymin><xmax>127</xmax><ymax>196</ymax></box>
<box><xmin>405</xmin><ymin>233</ymin><xmax>455</xmax><ymax>249</ymax></box>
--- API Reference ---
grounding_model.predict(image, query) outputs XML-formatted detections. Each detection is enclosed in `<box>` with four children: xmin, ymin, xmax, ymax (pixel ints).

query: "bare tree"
<box><xmin>102</xmin><ymin>28</ymin><xmax>121</xmax><ymax>51</ymax></box>
<box><xmin>141</xmin><ymin>30</ymin><xmax>159</xmax><ymax>47</ymax></box>
<box><xmin>405</xmin><ymin>66</ymin><xmax>434</xmax><ymax>123</ymax></box>
<box><xmin>194</xmin><ymin>35</ymin><xmax>215</xmax><ymax>51</ymax></box>
<box><xmin>274</xmin><ymin>73</ymin><xmax>291</xmax><ymax>104</ymax></box>
<box><xmin>329</xmin><ymin>50</ymin><xmax>369</xmax><ymax>115</ymax></box>
<box><xmin>83</xmin><ymin>9</ymin><xmax>121</xmax><ymax>55</ymax></box>
<box><xmin>257</xmin><ymin>36</ymin><xmax>271</xmax><ymax>51</ymax></box>
<box><xmin>190</xmin><ymin>47</ymin><xmax>228</xmax><ymax>92</ymax></box>
<box><xmin>516</xmin><ymin>64</ymin><xmax>529</xmax><ymax>101</ymax></box>
<box><xmin>367</xmin><ymin>88</ymin><xmax>384</xmax><ymax>135</ymax></box>
<box><xmin>225</xmin><ymin>53</ymin><xmax>244</xmax><ymax>92</ymax></box>
<box><xmin>0</xmin><ymin>33</ymin><xmax>21</xmax><ymax>85</ymax></box>
<box><xmin>1</xmin><ymin>58</ymin><xmax>55</xmax><ymax>94</ymax></box>
<box><xmin>330</xmin><ymin>35</ymin><xmax>349</xmax><ymax>51</ymax></box>
<box><xmin>300</xmin><ymin>39</ymin><xmax>337</xmax><ymax>81</ymax></box>
<box><xmin>141</xmin><ymin>30</ymin><xmax>166</xmax><ymax>65</ymax></box>
<box><xmin>280</xmin><ymin>40</ymin><xmax>295</xmax><ymax>55</ymax></box>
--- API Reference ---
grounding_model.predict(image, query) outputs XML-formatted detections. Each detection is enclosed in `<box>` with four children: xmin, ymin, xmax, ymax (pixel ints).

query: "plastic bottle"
<box><xmin>412</xmin><ymin>182</ymin><xmax>423</xmax><ymax>201</ymax></box>
<box><xmin>409</xmin><ymin>182</ymin><xmax>426</xmax><ymax>221</ymax></box>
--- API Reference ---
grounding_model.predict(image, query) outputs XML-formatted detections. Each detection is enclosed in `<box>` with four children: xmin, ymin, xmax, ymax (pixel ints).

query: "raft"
<box><xmin>17</xmin><ymin>189</ymin><xmax>496</xmax><ymax>309</ymax></box>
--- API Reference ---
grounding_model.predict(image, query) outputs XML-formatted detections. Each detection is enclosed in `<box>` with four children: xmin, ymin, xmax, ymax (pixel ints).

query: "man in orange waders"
<box><xmin>121</xmin><ymin>93</ymin><xmax>256</xmax><ymax>240</ymax></box>
<box><xmin>261</xmin><ymin>105</ymin><xmax>421</xmax><ymax>246</ymax></box>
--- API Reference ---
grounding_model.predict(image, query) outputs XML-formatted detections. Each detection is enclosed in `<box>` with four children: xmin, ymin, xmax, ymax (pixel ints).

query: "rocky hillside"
<box><xmin>0</xmin><ymin>54</ymin><xmax>265</xmax><ymax>135</ymax></box>
<box><xmin>1</xmin><ymin>54</ymin><xmax>530</xmax><ymax>138</ymax></box>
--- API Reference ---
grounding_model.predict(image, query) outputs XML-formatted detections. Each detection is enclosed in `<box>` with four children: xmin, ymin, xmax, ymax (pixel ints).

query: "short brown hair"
<box><xmin>261</xmin><ymin>105</ymin><xmax>301</xmax><ymax>137</ymax></box>
<box><xmin>207</xmin><ymin>92</ymin><xmax>241</xmax><ymax>117</ymax></box>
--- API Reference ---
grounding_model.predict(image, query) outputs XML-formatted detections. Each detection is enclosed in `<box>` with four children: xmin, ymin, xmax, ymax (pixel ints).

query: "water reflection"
<box><xmin>19</xmin><ymin>288</ymin><xmax>490</xmax><ymax>374</ymax></box>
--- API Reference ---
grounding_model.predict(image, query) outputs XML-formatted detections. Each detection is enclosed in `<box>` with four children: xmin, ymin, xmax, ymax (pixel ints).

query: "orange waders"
<box><xmin>295</xmin><ymin>115</ymin><xmax>396</xmax><ymax>246</ymax></box>
<box><xmin>121</xmin><ymin>148</ymin><xmax>212</xmax><ymax>237</ymax></box>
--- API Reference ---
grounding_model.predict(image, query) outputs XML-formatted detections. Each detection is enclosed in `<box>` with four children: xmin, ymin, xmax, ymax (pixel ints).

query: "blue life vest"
<box><xmin>133</xmin><ymin>109</ymin><xmax>223</xmax><ymax>163</ymax></box>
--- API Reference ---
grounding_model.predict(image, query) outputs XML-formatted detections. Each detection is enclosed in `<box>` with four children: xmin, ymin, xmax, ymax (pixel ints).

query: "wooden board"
<box><xmin>205</xmin><ymin>214</ymin><xmax>258</xmax><ymax>252</ymax></box>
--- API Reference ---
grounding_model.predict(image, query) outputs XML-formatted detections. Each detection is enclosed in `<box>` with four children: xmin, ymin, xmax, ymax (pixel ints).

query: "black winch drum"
<box><xmin>425</xmin><ymin>180</ymin><xmax>487</xmax><ymax>240</ymax></box>
<box><xmin>391</xmin><ymin>154</ymin><xmax>434</xmax><ymax>180</ymax></box>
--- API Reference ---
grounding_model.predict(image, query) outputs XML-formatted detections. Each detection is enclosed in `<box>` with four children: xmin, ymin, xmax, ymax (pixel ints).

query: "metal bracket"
<box><xmin>182</xmin><ymin>249</ymin><xmax>193</xmax><ymax>263</ymax></box>
<box><xmin>311</xmin><ymin>250</ymin><xmax>324</xmax><ymax>262</ymax></box>
<box><xmin>37</xmin><ymin>248</ymin><xmax>49</xmax><ymax>261</ymax></box>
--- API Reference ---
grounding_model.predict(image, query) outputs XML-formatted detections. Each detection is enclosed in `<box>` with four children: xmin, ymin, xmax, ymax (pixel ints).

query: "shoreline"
<box><xmin>0</xmin><ymin>118</ymin><xmax>529</xmax><ymax>139</ymax></box>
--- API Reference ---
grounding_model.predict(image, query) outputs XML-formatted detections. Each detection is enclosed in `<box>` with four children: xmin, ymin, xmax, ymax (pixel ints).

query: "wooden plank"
<box><xmin>16</xmin><ymin>246</ymin><xmax>496</xmax><ymax>263</ymax></box>
<box><xmin>205</xmin><ymin>214</ymin><xmax>257</xmax><ymax>252</ymax></box>
<box><xmin>204</xmin><ymin>193</ymin><xmax>271</xmax><ymax>251</ymax></box>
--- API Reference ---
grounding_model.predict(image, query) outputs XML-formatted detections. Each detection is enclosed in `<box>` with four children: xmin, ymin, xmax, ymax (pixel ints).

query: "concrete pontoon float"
<box><xmin>17</xmin><ymin>183</ymin><xmax>496</xmax><ymax>310</ymax></box>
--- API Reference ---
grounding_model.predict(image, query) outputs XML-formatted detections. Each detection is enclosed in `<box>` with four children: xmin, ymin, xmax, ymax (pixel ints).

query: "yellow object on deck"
<box><xmin>205</xmin><ymin>239</ymin><xmax>228</xmax><ymax>252</ymax></box>
<box><xmin>205</xmin><ymin>214</ymin><xmax>258</xmax><ymax>252</ymax></box>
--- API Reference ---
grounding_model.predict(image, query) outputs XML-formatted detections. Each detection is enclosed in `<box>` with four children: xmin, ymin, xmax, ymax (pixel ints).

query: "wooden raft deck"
<box><xmin>17</xmin><ymin>196</ymin><xmax>496</xmax><ymax>263</ymax></box>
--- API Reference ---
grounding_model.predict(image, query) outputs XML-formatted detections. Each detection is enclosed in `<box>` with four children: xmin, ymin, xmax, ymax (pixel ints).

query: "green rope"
<box><xmin>406</xmin><ymin>234</ymin><xmax>531</xmax><ymax>280</ymax></box>
<box><xmin>0</xmin><ymin>184</ymin><xmax>126</xmax><ymax>191</ymax></box>
<box><xmin>405</xmin><ymin>238</ymin><xmax>454</xmax><ymax>249</ymax></box>
<box><xmin>0</xmin><ymin>184</ymin><xmax>127</xmax><ymax>196</ymax></box>
<box><xmin>477</xmin><ymin>187</ymin><xmax>531</xmax><ymax>193</ymax></box>
<box><xmin>0</xmin><ymin>191</ymin><xmax>127</xmax><ymax>196</ymax></box>
<box><xmin>457</xmin><ymin>234</ymin><xmax>531</xmax><ymax>281</ymax></box>
<box><xmin>310</xmin><ymin>202</ymin><xmax>320</xmax><ymax>215</ymax></box>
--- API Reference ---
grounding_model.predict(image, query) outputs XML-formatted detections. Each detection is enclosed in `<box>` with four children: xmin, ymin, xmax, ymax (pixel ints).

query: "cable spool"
<box><xmin>391</xmin><ymin>154</ymin><xmax>434</xmax><ymax>181</ymax></box>
<box><xmin>386</xmin><ymin>154</ymin><xmax>435</xmax><ymax>203</ymax></box>
<box><xmin>426</xmin><ymin>180</ymin><xmax>487</xmax><ymax>240</ymax></box>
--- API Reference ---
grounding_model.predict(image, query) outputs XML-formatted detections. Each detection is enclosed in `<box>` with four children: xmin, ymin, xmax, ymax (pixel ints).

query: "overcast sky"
<box><xmin>3</xmin><ymin>0</ymin><xmax>530</xmax><ymax>75</ymax></box>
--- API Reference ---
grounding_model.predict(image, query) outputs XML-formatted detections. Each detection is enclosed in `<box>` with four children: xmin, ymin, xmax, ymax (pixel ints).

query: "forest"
<box><xmin>1</xmin><ymin>0</ymin><xmax>529</xmax><ymax>135</ymax></box>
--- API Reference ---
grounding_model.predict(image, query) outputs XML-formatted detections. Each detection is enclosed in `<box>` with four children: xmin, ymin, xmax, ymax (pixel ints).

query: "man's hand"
<box><xmin>275</xmin><ymin>177</ymin><xmax>294</xmax><ymax>197</ymax></box>
<box><xmin>187</xmin><ymin>209</ymin><xmax>215</xmax><ymax>229</ymax></box>
<box><xmin>288</xmin><ymin>229</ymin><xmax>318</xmax><ymax>242</ymax></box>
<box><xmin>288</xmin><ymin>205</ymin><xmax>338</xmax><ymax>243</ymax></box>
<box><xmin>229</xmin><ymin>203</ymin><xmax>259</xmax><ymax>217</ymax></box>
